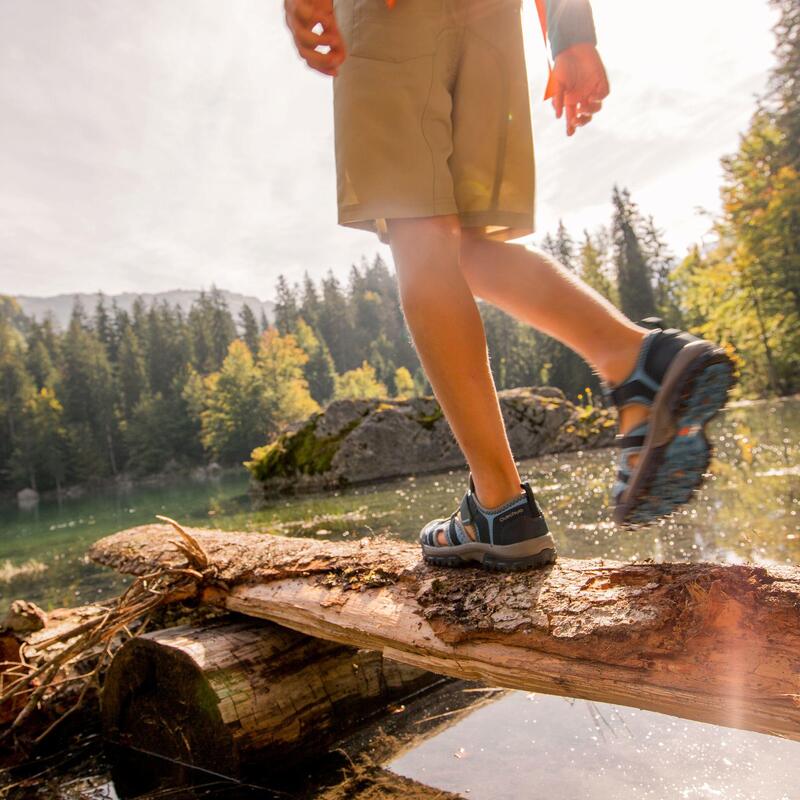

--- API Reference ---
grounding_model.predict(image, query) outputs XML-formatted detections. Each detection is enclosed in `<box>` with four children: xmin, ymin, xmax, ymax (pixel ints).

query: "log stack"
<box><xmin>89</xmin><ymin>524</ymin><xmax>800</xmax><ymax>745</ymax></box>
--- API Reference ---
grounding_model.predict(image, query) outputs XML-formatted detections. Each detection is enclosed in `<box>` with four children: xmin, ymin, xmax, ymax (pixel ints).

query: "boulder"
<box><xmin>16</xmin><ymin>488</ymin><xmax>39</xmax><ymax>509</ymax></box>
<box><xmin>248</xmin><ymin>387</ymin><xmax>617</xmax><ymax>497</ymax></box>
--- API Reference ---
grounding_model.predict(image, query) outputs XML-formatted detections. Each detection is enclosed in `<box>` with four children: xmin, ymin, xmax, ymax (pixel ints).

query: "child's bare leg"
<box><xmin>458</xmin><ymin>228</ymin><xmax>650</xmax><ymax>459</ymax></box>
<box><xmin>386</xmin><ymin>214</ymin><xmax>526</xmax><ymax>545</ymax></box>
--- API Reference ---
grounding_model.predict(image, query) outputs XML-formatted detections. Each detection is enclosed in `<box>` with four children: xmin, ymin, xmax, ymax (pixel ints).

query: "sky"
<box><xmin>0</xmin><ymin>0</ymin><xmax>781</xmax><ymax>300</ymax></box>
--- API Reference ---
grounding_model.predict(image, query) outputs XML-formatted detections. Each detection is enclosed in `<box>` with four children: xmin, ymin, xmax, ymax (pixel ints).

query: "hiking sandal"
<box><xmin>604</xmin><ymin>319</ymin><xmax>737</xmax><ymax>526</ymax></box>
<box><xmin>419</xmin><ymin>473</ymin><xmax>557</xmax><ymax>572</ymax></box>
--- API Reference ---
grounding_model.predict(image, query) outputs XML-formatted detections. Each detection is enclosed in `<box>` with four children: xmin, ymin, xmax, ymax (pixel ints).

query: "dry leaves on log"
<box><xmin>0</xmin><ymin>516</ymin><xmax>218</xmax><ymax>750</ymax></box>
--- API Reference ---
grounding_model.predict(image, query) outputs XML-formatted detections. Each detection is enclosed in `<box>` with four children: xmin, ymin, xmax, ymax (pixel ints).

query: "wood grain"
<box><xmin>89</xmin><ymin>525</ymin><xmax>800</xmax><ymax>742</ymax></box>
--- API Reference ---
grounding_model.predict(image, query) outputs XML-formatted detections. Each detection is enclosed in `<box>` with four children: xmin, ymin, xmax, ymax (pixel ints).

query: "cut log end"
<box><xmin>101</xmin><ymin>616</ymin><xmax>438</xmax><ymax>794</ymax></box>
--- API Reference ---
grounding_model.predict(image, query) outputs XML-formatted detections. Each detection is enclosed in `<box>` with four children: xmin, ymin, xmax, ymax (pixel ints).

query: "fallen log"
<box><xmin>101</xmin><ymin>615</ymin><xmax>439</xmax><ymax>794</ymax></box>
<box><xmin>89</xmin><ymin>525</ymin><xmax>800</xmax><ymax>742</ymax></box>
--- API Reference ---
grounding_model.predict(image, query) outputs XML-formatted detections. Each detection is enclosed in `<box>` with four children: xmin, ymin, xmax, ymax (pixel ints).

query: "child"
<box><xmin>284</xmin><ymin>0</ymin><xmax>736</xmax><ymax>571</ymax></box>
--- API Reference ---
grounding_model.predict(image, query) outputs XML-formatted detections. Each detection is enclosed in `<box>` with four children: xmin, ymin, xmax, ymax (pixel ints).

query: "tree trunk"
<box><xmin>106</xmin><ymin>425</ymin><xmax>117</xmax><ymax>476</ymax></box>
<box><xmin>748</xmin><ymin>275</ymin><xmax>781</xmax><ymax>395</ymax></box>
<box><xmin>101</xmin><ymin>616</ymin><xmax>438</xmax><ymax>795</ymax></box>
<box><xmin>89</xmin><ymin>525</ymin><xmax>800</xmax><ymax>743</ymax></box>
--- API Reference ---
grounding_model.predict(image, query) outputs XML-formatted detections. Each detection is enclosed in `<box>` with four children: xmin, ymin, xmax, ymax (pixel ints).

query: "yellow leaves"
<box><xmin>393</xmin><ymin>366</ymin><xmax>415</xmax><ymax>399</ymax></box>
<box><xmin>334</xmin><ymin>360</ymin><xmax>388</xmax><ymax>401</ymax></box>
<box><xmin>258</xmin><ymin>327</ymin><xmax>310</xmax><ymax>372</ymax></box>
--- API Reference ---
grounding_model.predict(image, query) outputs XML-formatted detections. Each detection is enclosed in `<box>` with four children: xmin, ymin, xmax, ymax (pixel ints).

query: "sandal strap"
<box><xmin>446</xmin><ymin>514</ymin><xmax>459</xmax><ymax>547</ymax></box>
<box><xmin>601</xmin><ymin>328</ymin><xmax>661</xmax><ymax>409</ymax></box>
<box><xmin>457</xmin><ymin>472</ymin><xmax>549</xmax><ymax>547</ymax></box>
<box><xmin>617</xmin><ymin>433</ymin><xmax>646</xmax><ymax>449</ymax></box>
<box><xmin>602</xmin><ymin>322</ymin><xmax>705</xmax><ymax>411</ymax></box>
<box><xmin>615</xmin><ymin>421</ymin><xmax>649</xmax><ymax>449</ymax></box>
<box><xmin>458</xmin><ymin>489</ymin><xmax>480</xmax><ymax>540</ymax></box>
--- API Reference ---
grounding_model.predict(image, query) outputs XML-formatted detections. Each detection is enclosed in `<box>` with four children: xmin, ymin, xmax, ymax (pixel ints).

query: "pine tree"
<box><xmin>300</xmin><ymin>271</ymin><xmax>321</xmax><ymax>332</ymax></box>
<box><xmin>531</xmin><ymin>223</ymin><xmax>598</xmax><ymax>397</ymax></box>
<box><xmin>540</xmin><ymin>232</ymin><xmax>557</xmax><ymax>259</ymax></box>
<box><xmin>639</xmin><ymin>215</ymin><xmax>683</xmax><ymax>325</ymax></box>
<box><xmin>188</xmin><ymin>289</ymin><xmax>236</xmax><ymax>373</ymax></box>
<box><xmin>765</xmin><ymin>0</ymin><xmax>800</xmax><ymax>171</ymax></box>
<box><xmin>611</xmin><ymin>185</ymin><xmax>657</xmax><ymax>321</ymax></box>
<box><xmin>25</xmin><ymin>319</ymin><xmax>58</xmax><ymax>390</ymax></box>
<box><xmin>59</xmin><ymin>306</ymin><xmax>120</xmax><ymax>479</ymax></box>
<box><xmin>208</xmin><ymin>287</ymin><xmax>237</xmax><ymax>370</ymax></box>
<box><xmin>554</xmin><ymin>219</ymin><xmax>577</xmax><ymax>271</ymax></box>
<box><xmin>479</xmin><ymin>304</ymin><xmax>540</xmax><ymax>391</ymax></box>
<box><xmin>317</xmin><ymin>270</ymin><xmax>352</xmax><ymax>372</ymax></box>
<box><xmin>94</xmin><ymin>293</ymin><xmax>116</xmax><ymax>359</ymax></box>
<box><xmin>239</xmin><ymin>304</ymin><xmax>260</xmax><ymax>356</ymax></box>
<box><xmin>579</xmin><ymin>229</ymin><xmax>616</xmax><ymax>304</ymax></box>
<box><xmin>0</xmin><ymin>316</ymin><xmax>33</xmax><ymax>485</ymax></box>
<box><xmin>117</xmin><ymin>326</ymin><xmax>148</xmax><ymax>419</ymax></box>
<box><xmin>273</xmin><ymin>274</ymin><xmax>301</xmax><ymax>336</ymax></box>
<box><xmin>293</xmin><ymin>318</ymin><xmax>337</xmax><ymax>406</ymax></box>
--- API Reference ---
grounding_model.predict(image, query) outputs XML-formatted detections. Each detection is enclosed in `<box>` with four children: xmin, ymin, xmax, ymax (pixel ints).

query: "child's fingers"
<box><xmin>552</xmin><ymin>84</ymin><xmax>564</xmax><ymax>119</ymax></box>
<box><xmin>292</xmin><ymin>24</ymin><xmax>339</xmax><ymax>52</ymax></box>
<box><xmin>285</xmin><ymin>0</ymin><xmax>345</xmax><ymax>76</ymax></box>
<box><xmin>299</xmin><ymin>44</ymin><xmax>341</xmax><ymax>75</ymax></box>
<box><xmin>565</xmin><ymin>100</ymin><xmax>578</xmax><ymax>136</ymax></box>
<box><xmin>579</xmin><ymin>97</ymin><xmax>603</xmax><ymax>115</ymax></box>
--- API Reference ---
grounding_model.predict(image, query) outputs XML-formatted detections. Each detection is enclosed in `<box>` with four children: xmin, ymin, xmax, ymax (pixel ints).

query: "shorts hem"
<box><xmin>338</xmin><ymin>206</ymin><xmax>534</xmax><ymax>245</ymax></box>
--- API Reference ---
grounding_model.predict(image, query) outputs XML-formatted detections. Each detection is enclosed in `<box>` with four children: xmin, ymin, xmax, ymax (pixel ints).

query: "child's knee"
<box><xmin>386</xmin><ymin>214</ymin><xmax>461</xmax><ymax>252</ymax></box>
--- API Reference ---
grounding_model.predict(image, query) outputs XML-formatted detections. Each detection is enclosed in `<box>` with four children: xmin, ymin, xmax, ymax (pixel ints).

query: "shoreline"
<box><xmin>3</xmin><ymin>392</ymin><xmax>795</xmax><ymax>511</ymax></box>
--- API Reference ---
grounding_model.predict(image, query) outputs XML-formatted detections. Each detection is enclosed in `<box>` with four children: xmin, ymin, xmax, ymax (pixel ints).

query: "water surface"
<box><xmin>0</xmin><ymin>398</ymin><xmax>798</xmax><ymax>799</ymax></box>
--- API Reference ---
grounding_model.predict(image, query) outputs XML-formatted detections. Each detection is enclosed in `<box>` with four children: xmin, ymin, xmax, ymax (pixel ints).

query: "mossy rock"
<box><xmin>246</xmin><ymin>416</ymin><xmax>363</xmax><ymax>481</ymax></box>
<box><xmin>414</xmin><ymin>406</ymin><xmax>443</xmax><ymax>430</ymax></box>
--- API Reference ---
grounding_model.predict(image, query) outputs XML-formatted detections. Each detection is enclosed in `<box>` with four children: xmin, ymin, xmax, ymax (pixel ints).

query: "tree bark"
<box><xmin>101</xmin><ymin>616</ymin><xmax>439</xmax><ymax>795</ymax></box>
<box><xmin>89</xmin><ymin>524</ymin><xmax>800</xmax><ymax>743</ymax></box>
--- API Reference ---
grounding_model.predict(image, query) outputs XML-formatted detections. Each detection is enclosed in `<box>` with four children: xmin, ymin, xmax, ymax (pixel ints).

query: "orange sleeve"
<box><xmin>534</xmin><ymin>0</ymin><xmax>555</xmax><ymax>101</ymax></box>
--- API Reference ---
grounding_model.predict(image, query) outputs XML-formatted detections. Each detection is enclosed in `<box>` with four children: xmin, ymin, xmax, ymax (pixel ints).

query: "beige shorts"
<box><xmin>332</xmin><ymin>0</ymin><xmax>535</xmax><ymax>245</ymax></box>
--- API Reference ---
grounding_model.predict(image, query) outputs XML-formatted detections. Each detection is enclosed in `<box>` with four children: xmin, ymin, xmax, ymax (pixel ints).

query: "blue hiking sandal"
<box><xmin>604</xmin><ymin>318</ymin><xmax>738</xmax><ymax>527</ymax></box>
<box><xmin>419</xmin><ymin>473</ymin><xmax>557</xmax><ymax>572</ymax></box>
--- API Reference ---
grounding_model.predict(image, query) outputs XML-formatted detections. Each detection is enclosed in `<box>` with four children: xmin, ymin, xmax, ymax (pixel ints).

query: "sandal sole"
<box><xmin>614</xmin><ymin>345</ymin><xmax>737</xmax><ymax>526</ymax></box>
<box><xmin>421</xmin><ymin>534</ymin><xmax>558</xmax><ymax>572</ymax></box>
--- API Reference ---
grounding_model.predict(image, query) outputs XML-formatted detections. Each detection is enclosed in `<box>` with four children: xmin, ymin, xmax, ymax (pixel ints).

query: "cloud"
<box><xmin>0</xmin><ymin>0</ymin><xmax>780</xmax><ymax>297</ymax></box>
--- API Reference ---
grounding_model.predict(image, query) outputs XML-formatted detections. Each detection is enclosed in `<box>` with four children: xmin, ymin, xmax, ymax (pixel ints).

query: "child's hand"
<box><xmin>284</xmin><ymin>0</ymin><xmax>346</xmax><ymax>77</ymax></box>
<box><xmin>550</xmin><ymin>42</ymin><xmax>610</xmax><ymax>137</ymax></box>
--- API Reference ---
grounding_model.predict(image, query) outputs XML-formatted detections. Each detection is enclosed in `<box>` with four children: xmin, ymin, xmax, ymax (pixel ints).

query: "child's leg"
<box><xmin>386</xmin><ymin>213</ymin><xmax>526</xmax><ymax>544</ymax></box>
<box><xmin>458</xmin><ymin>228</ymin><xmax>651</xmax><ymax>453</ymax></box>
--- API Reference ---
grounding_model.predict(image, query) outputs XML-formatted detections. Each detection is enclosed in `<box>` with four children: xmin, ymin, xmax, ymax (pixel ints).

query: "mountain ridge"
<box><xmin>15</xmin><ymin>289</ymin><xmax>274</xmax><ymax>330</ymax></box>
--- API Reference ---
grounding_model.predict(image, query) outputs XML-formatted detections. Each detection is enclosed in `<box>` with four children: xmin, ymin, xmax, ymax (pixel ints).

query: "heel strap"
<box><xmin>460</xmin><ymin>473</ymin><xmax>545</xmax><ymax>546</ymax></box>
<box><xmin>601</xmin><ymin>328</ymin><xmax>662</xmax><ymax>410</ymax></box>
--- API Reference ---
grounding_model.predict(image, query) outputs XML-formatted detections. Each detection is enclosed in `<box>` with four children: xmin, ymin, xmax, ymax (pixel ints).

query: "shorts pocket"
<box><xmin>350</xmin><ymin>0</ymin><xmax>443</xmax><ymax>62</ymax></box>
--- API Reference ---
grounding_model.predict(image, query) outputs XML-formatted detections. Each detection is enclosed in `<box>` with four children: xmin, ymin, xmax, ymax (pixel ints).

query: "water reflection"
<box><xmin>389</xmin><ymin>692</ymin><xmax>798</xmax><ymax>800</ymax></box>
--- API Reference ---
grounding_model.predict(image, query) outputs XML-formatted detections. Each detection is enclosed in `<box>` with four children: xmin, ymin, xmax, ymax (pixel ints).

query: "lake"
<box><xmin>0</xmin><ymin>397</ymin><xmax>798</xmax><ymax>798</ymax></box>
